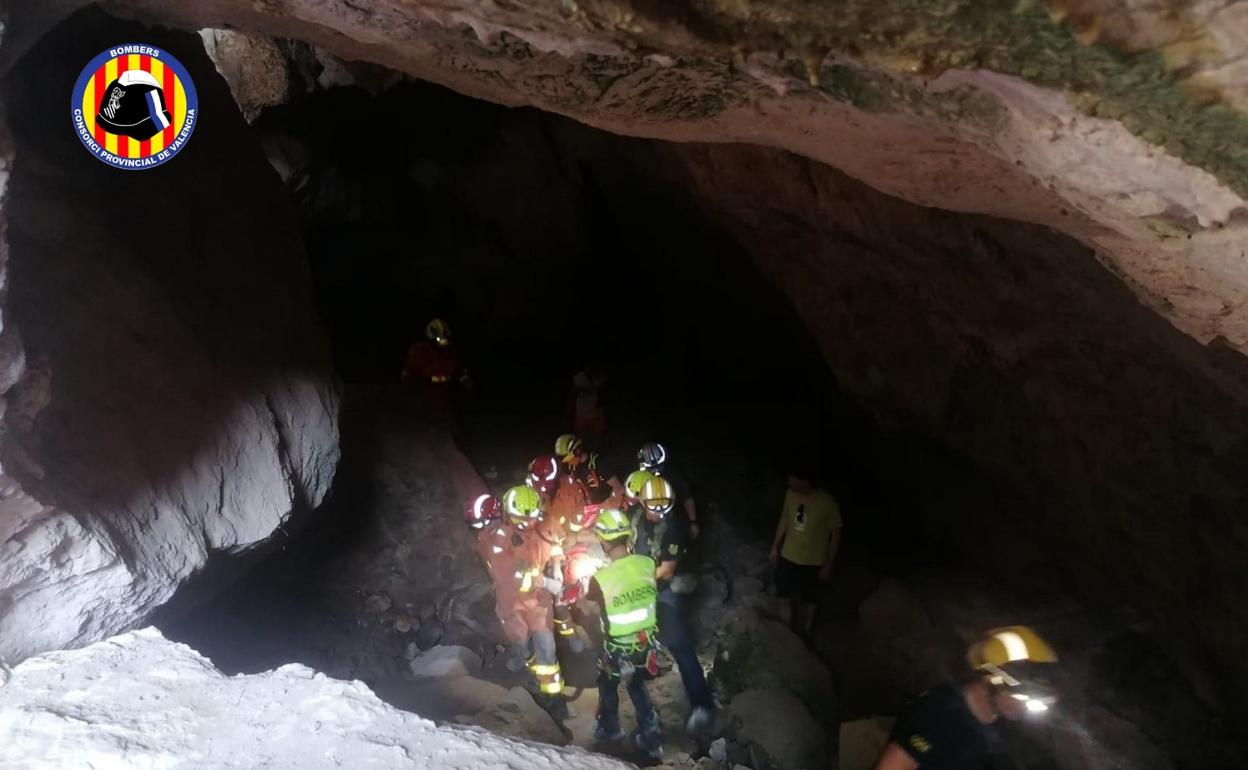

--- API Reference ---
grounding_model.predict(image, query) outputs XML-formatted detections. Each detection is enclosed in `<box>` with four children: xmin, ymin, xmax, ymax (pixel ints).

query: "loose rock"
<box><xmin>408</xmin><ymin>645</ymin><xmax>482</xmax><ymax>678</ymax></box>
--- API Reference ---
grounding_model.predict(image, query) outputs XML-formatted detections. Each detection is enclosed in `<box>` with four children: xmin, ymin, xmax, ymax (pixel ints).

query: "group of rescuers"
<box><xmin>412</xmin><ymin>319</ymin><xmax>1064</xmax><ymax>768</ymax></box>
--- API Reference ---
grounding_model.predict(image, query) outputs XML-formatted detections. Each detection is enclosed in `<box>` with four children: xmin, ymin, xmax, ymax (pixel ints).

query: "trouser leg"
<box><xmin>529</xmin><ymin>628</ymin><xmax>563</xmax><ymax>695</ymax></box>
<box><xmin>626</xmin><ymin>672</ymin><xmax>661</xmax><ymax>751</ymax></box>
<box><xmin>596</xmin><ymin>666</ymin><xmax>621</xmax><ymax>736</ymax></box>
<box><xmin>553</xmin><ymin>604</ymin><xmax>577</xmax><ymax>639</ymax></box>
<box><xmin>657</xmin><ymin>592</ymin><xmax>714</xmax><ymax>710</ymax></box>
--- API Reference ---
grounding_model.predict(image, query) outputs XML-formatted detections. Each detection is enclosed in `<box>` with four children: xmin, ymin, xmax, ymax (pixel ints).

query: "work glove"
<box><xmin>541</xmin><ymin>575</ymin><xmax>564</xmax><ymax>596</ymax></box>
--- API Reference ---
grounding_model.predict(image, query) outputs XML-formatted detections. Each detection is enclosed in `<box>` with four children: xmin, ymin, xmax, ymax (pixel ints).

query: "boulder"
<box><xmin>414</xmin><ymin>618</ymin><xmax>445</xmax><ymax>650</ymax></box>
<box><xmin>732</xmin><ymin>577</ymin><xmax>765</xmax><ymax>603</ymax></box>
<box><xmin>466</xmin><ymin>686</ymin><xmax>566</xmax><ymax>746</ymax></box>
<box><xmin>0</xmin><ymin>628</ymin><xmax>623</xmax><ymax>768</ymax></box>
<box><xmin>713</xmin><ymin>608</ymin><xmax>838</xmax><ymax>722</ymax></box>
<box><xmin>729</xmin><ymin>688</ymin><xmax>828</xmax><ymax>770</ymax></box>
<box><xmin>839</xmin><ymin>717</ymin><xmax>896</xmax><ymax>770</ymax></box>
<box><xmin>409</xmin><ymin>645</ymin><xmax>482</xmax><ymax>677</ymax></box>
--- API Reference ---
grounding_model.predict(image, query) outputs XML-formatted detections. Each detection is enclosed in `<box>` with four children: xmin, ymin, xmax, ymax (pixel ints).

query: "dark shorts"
<box><xmin>774</xmin><ymin>556</ymin><xmax>821</xmax><ymax>602</ymax></box>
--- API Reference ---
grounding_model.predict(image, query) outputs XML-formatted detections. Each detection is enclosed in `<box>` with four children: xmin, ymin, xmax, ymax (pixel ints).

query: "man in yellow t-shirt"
<box><xmin>768</xmin><ymin>470</ymin><xmax>842</xmax><ymax>635</ymax></box>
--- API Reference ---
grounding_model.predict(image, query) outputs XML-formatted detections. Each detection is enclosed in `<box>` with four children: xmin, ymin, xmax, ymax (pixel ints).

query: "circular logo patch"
<box><xmin>70</xmin><ymin>43</ymin><xmax>198</xmax><ymax>169</ymax></box>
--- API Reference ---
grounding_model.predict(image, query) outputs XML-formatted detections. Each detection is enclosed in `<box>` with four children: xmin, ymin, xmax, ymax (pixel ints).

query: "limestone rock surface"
<box><xmin>0</xmin><ymin>627</ymin><xmax>630</xmax><ymax>770</ymax></box>
<box><xmin>0</xmin><ymin>16</ymin><xmax>340</xmax><ymax>662</ymax></box>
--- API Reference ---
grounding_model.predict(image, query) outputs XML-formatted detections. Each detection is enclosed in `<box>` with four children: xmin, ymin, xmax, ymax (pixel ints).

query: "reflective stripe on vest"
<box><xmin>595</xmin><ymin>555</ymin><xmax>658</xmax><ymax>638</ymax></box>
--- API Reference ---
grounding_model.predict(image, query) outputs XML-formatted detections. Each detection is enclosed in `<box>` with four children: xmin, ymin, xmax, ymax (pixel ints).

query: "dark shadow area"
<box><xmin>260</xmin><ymin>80</ymin><xmax>966</xmax><ymax>568</ymax></box>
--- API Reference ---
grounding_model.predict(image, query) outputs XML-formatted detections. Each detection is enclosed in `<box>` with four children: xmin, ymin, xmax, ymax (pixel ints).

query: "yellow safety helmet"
<box><xmin>624</xmin><ymin>470</ymin><xmax>655</xmax><ymax>501</ymax></box>
<box><xmin>640</xmin><ymin>476</ymin><xmax>674</xmax><ymax>517</ymax></box>
<box><xmin>594</xmin><ymin>508</ymin><xmax>632</xmax><ymax>542</ymax></box>
<box><xmin>968</xmin><ymin>626</ymin><xmax>1059</xmax><ymax>714</ymax></box>
<box><xmin>554</xmin><ymin>433</ymin><xmax>583</xmax><ymax>462</ymax></box>
<box><xmin>425</xmin><ymin>318</ymin><xmax>451</xmax><ymax>346</ymax></box>
<box><xmin>502</xmin><ymin>484</ymin><xmax>543</xmax><ymax>529</ymax></box>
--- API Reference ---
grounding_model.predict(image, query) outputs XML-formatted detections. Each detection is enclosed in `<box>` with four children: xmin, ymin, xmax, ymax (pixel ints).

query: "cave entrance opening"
<box><xmin>153</xmin><ymin>77</ymin><xmax>992</xmax><ymax>752</ymax></box>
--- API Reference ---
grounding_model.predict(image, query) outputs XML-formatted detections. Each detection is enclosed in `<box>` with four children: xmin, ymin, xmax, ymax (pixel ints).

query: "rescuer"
<box><xmin>637</xmin><ymin>442</ymin><xmax>700</xmax><ymax>538</ymax></box>
<box><xmin>552</xmin><ymin>483</ymin><xmax>619</xmax><ymax>652</ymax></box>
<box><xmin>623</xmin><ymin>469</ymin><xmax>655</xmax><ymax>511</ymax></box>
<box><xmin>872</xmin><ymin>626</ymin><xmax>1060</xmax><ymax>770</ymax></box>
<box><xmin>588</xmin><ymin>543</ymin><xmax>663</xmax><ymax>761</ymax></box>
<box><xmin>481</xmin><ymin>485</ymin><xmax>567</xmax><ymax>719</ymax></box>
<box><xmin>594</xmin><ymin>505</ymin><xmax>634</xmax><ymax>546</ymax></box>
<box><xmin>630</xmin><ymin>475</ymin><xmax>716</xmax><ymax>734</ymax></box>
<box><xmin>556</xmin><ymin>433</ymin><xmax>624</xmax><ymax>510</ymax></box>
<box><xmin>768</xmin><ymin>467</ymin><xmax>842</xmax><ymax>636</ymax></box>
<box><xmin>401</xmin><ymin>318</ymin><xmax>469</xmax><ymax>420</ymax></box>
<box><xmin>526</xmin><ymin>455</ymin><xmax>561</xmax><ymax>501</ymax></box>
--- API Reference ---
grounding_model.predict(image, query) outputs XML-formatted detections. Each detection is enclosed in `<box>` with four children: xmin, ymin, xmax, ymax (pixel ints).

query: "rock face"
<box><xmin>728</xmin><ymin>688</ymin><xmax>828</xmax><ymax>770</ymax></box>
<box><xmin>0</xmin><ymin>16</ymin><xmax>340</xmax><ymax>662</ymax></box>
<box><xmin>713</xmin><ymin>608</ymin><xmax>838</xmax><ymax>724</ymax></box>
<box><xmin>33</xmin><ymin>0</ymin><xmax>1242</xmax><ymax>356</ymax></box>
<box><xmin>0</xmin><ymin>627</ymin><xmax>629</xmax><ymax>770</ymax></box>
<box><xmin>198</xmin><ymin>29</ymin><xmax>291</xmax><ymax>120</ymax></box>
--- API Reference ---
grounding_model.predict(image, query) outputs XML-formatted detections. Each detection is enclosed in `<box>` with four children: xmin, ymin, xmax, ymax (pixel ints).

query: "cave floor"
<box><xmin>158</xmin><ymin>385</ymin><xmax>736</xmax><ymax>765</ymax></box>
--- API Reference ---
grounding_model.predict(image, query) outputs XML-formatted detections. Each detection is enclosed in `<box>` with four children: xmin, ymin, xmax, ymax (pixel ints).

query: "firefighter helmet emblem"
<box><xmin>71</xmin><ymin>43</ymin><xmax>198</xmax><ymax>169</ymax></box>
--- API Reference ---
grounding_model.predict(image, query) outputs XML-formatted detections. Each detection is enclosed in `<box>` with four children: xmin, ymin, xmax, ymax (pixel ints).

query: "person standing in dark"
<box><xmin>401</xmin><ymin>318</ymin><xmax>469</xmax><ymax>423</ymax></box>
<box><xmin>630</xmin><ymin>475</ymin><xmax>716</xmax><ymax>735</ymax></box>
<box><xmin>637</xmin><ymin>441</ymin><xmax>699</xmax><ymax>539</ymax></box>
<box><xmin>768</xmin><ymin>467</ymin><xmax>842</xmax><ymax>636</ymax></box>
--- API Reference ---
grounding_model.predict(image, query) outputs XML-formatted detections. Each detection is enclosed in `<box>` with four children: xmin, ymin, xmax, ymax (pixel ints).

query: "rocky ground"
<box><xmin>155</xmin><ymin>385</ymin><xmax>848</xmax><ymax>768</ymax></box>
<box><xmin>158</xmin><ymin>384</ymin><xmax>1182</xmax><ymax>770</ymax></box>
<box><xmin>0</xmin><ymin>627</ymin><xmax>637</xmax><ymax>770</ymax></box>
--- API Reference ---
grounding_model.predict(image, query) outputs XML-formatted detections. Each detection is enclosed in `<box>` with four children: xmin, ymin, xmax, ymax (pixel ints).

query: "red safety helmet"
<box><xmin>526</xmin><ymin>455</ymin><xmax>560</xmax><ymax>496</ymax></box>
<box><xmin>466</xmin><ymin>493</ymin><xmax>501</xmax><ymax>530</ymax></box>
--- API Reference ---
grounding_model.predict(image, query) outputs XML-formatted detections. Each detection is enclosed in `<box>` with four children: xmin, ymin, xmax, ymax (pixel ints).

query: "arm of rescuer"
<box><xmin>653</xmin><ymin>514</ymin><xmax>689</xmax><ymax>584</ymax></box>
<box><xmin>587</xmin><ymin>577</ymin><xmax>606</xmax><ymax>631</ymax></box>
<box><xmin>872</xmin><ymin>743</ymin><xmax>920</xmax><ymax>770</ymax></box>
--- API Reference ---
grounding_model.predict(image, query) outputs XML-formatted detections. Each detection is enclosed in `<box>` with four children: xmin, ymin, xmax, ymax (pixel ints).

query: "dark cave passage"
<box><xmin>154</xmin><ymin>74</ymin><xmax>1240</xmax><ymax>769</ymax></box>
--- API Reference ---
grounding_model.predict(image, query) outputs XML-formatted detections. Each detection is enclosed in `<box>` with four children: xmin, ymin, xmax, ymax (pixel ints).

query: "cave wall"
<box><xmin>0</xmin><ymin>12</ymin><xmax>340</xmax><ymax>662</ymax></box>
<box><xmin>51</xmin><ymin>0</ymin><xmax>1248</xmax><ymax>359</ymax></box>
<box><xmin>644</xmin><ymin>140</ymin><xmax>1248</xmax><ymax>758</ymax></box>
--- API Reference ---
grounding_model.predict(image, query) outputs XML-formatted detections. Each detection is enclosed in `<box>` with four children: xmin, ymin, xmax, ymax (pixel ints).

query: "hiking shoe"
<box><xmin>685</xmin><ymin>706</ymin><xmax>715</xmax><ymax>735</ymax></box>
<box><xmin>634</xmin><ymin>732</ymin><xmax>663</xmax><ymax>761</ymax></box>
<box><xmin>594</xmin><ymin>723</ymin><xmax>625</xmax><ymax>743</ymax></box>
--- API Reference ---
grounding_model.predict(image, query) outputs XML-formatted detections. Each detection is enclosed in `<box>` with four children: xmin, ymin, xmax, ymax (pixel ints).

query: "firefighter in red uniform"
<box><xmin>526</xmin><ymin>455</ymin><xmax>561</xmax><ymax>502</ymax></box>
<box><xmin>401</xmin><ymin>318</ymin><xmax>468</xmax><ymax>420</ymax></box>
<box><xmin>480</xmin><ymin>485</ymin><xmax>568</xmax><ymax>719</ymax></box>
